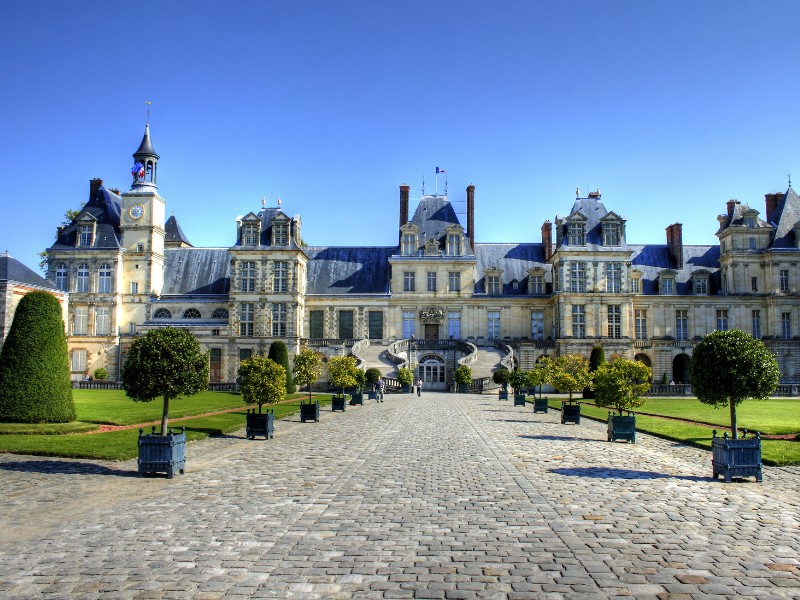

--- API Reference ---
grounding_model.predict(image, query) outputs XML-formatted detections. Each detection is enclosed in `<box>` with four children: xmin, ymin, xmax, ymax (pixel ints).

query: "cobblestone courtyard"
<box><xmin>1</xmin><ymin>393</ymin><xmax>799</xmax><ymax>599</ymax></box>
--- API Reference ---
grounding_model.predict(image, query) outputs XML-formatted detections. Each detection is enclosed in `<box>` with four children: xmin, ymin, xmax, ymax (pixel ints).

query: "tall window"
<box><xmin>607</xmin><ymin>305</ymin><xmax>621</xmax><ymax>338</ymax></box>
<box><xmin>76</xmin><ymin>262</ymin><xmax>89</xmax><ymax>293</ymax></box>
<box><xmin>55</xmin><ymin>263</ymin><xmax>68</xmax><ymax>291</ymax></box>
<box><xmin>570</xmin><ymin>262</ymin><xmax>586</xmax><ymax>293</ymax></box>
<box><xmin>448</xmin><ymin>271</ymin><xmax>460</xmax><ymax>292</ymax></box>
<box><xmin>782</xmin><ymin>311</ymin><xmax>792</xmax><ymax>339</ymax></box>
<box><xmin>95</xmin><ymin>307</ymin><xmax>110</xmax><ymax>335</ymax></box>
<box><xmin>448</xmin><ymin>311</ymin><xmax>461</xmax><ymax>339</ymax></box>
<box><xmin>749</xmin><ymin>237</ymin><xmax>757</xmax><ymax>250</ymax></box>
<box><xmin>309</xmin><ymin>310</ymin><xmax>324</xmax><ymax>338</ymax></box>
<box><xmin>240</xmin><ymin>261</ymin><xmax>256</xmax><ymax>292</ymax></box>
<box><xmin>694</xmin><ymin>278</ymin><xmax>708</xmax><ymax>295</ymax></box>
<box><xmin>427</xmin><ymin>272</ymin><xmax>437</xmax><ymax>292</ymax></box>
<box><xmin>752</xmin><ymin>310</ymin><xmax>761</xmax><ymax>339</ymax></box>
<box><xmin>368</xmin><ymin>311</ymin><xmax>383</xmax><ymax>339</ymax></box>
<box><xmin>487</xmin><ymin>275</ymin><xmax>501</xmax><ymax>294</ymax></box>
<box><xmin>780</xmin><ymin>269</ymin><xmax>790</xmax><ymax>292</ymax></box>
<box><xmin>716</xmin><ymin>309</ymin><xmax>729</xmax><ymax>331</ymax></box>
<box><xmin>447</xmin><ymin>233</ymin><xmax>462</xmax><ymax>256</ymax></box>
<box><xmin>403</xmin><ymin>272</ymin><xmax>415</xmax><ymax>292</ymax></box>
<box><xmin>603</xmin><ymin>221</ymin><xmax>621</xmax><ymax>246</ymax></box>
<box><xmin>402</xmin><ymin>311</ymin><xmax>415</xmax><ymax>339</ymax></box>
<box><xmin>487</xmin><ymin>311</ymin><xmax>500</xmax><ymax>340</ymax></box>
<box><xmin>272</xmin><ymin>303</ymin><xmax>287</xmax><ymax>337</ymax></box>
<box><xmin>631</xmin><ymin>277</ymin><xmax>640</xmax><ymax>294</ymax></box>
<box><xmin>635</xmin><ymin>309</ymin><xmax>647</xmax><ymax>340</ymax></box>
<box><xmin>752</xmin><ymin>277</ymin><xmax>758</xmax><ymax>293</ymax></box>
<box><xmin>530</xmin><ymin>275</ymin><xmax>544</xmax><ymax>294</ymax></box>
<box><xmin>531</xmin><ymin>311</ymin><xmax>544</xmax><ymax>340</ymax></box>
<box><xmin>73</xmin><ymin>306</ymin><xmax>88</xmax><ymax>335</ymax></box>
<box><xmin>130</xmin><ymin>281</ymin><xmax>139</xmax><ymax>295</ymax></box>
<box><xmin>240</xmin><ymin>303</ymin><xmax>254</xmax><ymax>337</ymax></box>
<box><xmin>572</xmin><ymin>305</ymin><xmax>586</xmax><ymax>338</ymax></box>
<box><xmin>273</xmin><ymin>223</ymin><xmax>289</xmax><ymax>245</ymax></box>
<box><xmin>79</xmin><ymin>224</ymin><xmax>92</xmax><ymax>246</ymax></box>
<box><xmin>676</xmin><ymin>309</ymin><xmax>688</xmax><ymax>340</ymax></box>
<box><xmin>402</xmin><ymin>233</ymin><xmax>417</xmax><ymax>256</ymax></box>
<box><xmin>98</xmin><ymin>263</ymin><xmax>112</xmax><ymax>293</ymax></box>
<box><xmin>606</xmin><ymin>263</ymin><xmax>622</xmax><ymax>293</ymax></box>
<box><xmin>242</xmin><ymin>222</ymin><xmax>259</xmax><ymax>245</ymax></box>
<box><xmin>273</xmin><ymin>261</ymin><xmax>288</xmax><ymax>293</ymax></box>
<box><xmin>568</xmin><ymin>221</ymin><xmax>586</xmax><ymax>246</ymax></box>
<box><xmin>338</xmin><ymin>310</ymin><xmax>354</xmax><ymax>339</ymax></box>
<box><xmin>71</xmin><ymin>349</ymin><xmax>87</xmax><ymax>373</ymax></box>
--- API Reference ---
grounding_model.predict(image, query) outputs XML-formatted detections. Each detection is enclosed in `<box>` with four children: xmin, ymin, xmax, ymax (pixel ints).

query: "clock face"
<box><xmin>129</xmin><ymin>204</ymin><xmax>144</xmax><ymax>220</ymax></box>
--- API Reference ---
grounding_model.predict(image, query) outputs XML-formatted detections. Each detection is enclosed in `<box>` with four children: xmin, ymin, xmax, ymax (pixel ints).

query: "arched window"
<box><xmin>183</xmin><ymin>308</ymin><xmax>201</xmax><ymax>319</ymax></box>
<box><xmin>212</xmin><ymin>308</ymin><xmax>229</xmax><ymax>319</ymax></box>
<box><xmin>55</xmin><ymin>263</ymin><xmax>68</xmax><ymax>291</ymax></box>
<box><xmin>153</xmin><ymin>308</ymin><xmax>172</xmax><ymax>319</ymax></box>
<box><xmin>76</xmin><ymin>263</ymin><xmax>89</xmax><ymax>293</ymax></box>
<box><xmin>98</xmin><ymin>263</ymin><xmax>113</xmax><ymax>293</ymax></box>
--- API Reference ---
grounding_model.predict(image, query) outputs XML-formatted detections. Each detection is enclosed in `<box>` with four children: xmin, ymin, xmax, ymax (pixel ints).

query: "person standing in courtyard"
<box><xmin>416</xmin><ymin>377</ymin><xmax>422</xmax><ymax>397</ymax></box>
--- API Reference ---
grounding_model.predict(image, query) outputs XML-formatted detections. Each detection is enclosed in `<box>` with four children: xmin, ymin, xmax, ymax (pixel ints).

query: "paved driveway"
<box><xmin>1</xmin><ymin>393</ymin><xmax>799</xmax><ymax>599</ymax></box>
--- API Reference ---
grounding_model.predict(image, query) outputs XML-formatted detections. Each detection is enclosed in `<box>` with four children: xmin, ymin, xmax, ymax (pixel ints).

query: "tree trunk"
<box><xmin>160</xmin><ymin>396</ymin><xmax>171</xmax><ymax>435</ymax></box>
<box><xmin>730</xmin><ymin>401</ymin><xmax>738</xmax><ymax>440</ymax></box>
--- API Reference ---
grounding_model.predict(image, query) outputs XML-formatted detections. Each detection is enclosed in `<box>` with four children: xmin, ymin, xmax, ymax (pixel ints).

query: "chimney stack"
<box><xmin>466</xmin><ymin>184</ymin><xmax>475</xmax><ymax>251</ymax></box>
<box><xmin>765</xmin><ymin>192</ymin><xmax>782</xmax><ymax>224</ymax></box>
<box><xmin>666</xmin><ymin>223</ymin><xmax>683</xmax><ymax>269</ymax></box>
<box><xmin>90</xmin><ymin>178</ymin><xmax>103</xmax><ymax>201</ymax></box>
<box><xmin>726</xmin><ymin>199</ymin><xmax>736</xmax><ymax>218</ymax></box>
<box><xmin>541</xmin><ymin>221</ymin><xmax>552</xmax><ymax>262</ymax></box>
<box><xmin>399</xmin><ymin>184</ymin><xmax>410</xmax><ymax>231</ymax></box>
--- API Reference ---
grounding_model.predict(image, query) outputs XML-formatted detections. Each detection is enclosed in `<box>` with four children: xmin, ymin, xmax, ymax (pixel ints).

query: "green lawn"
<box><xmin>0</xmin><ymin>391</ymin><xmax>333</xmax><ymax>461</ymax></box>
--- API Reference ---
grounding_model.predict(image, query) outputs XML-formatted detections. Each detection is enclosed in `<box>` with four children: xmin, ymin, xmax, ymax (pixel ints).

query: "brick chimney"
<box><xmin>666</xmin><ymin>223</ymin><xmax>683</xmax><ymax>269</ymax></box>
<box><xmin>541</xmin><ymin>221</ymin><xmax>552</xmax><ymax>262</ymax></box>
<box><xmin>765</xmin><ymin>192</ymin><xmax>782</xmax><ymax>224</ymax></box>
<box><xmin>399</xmin><ymin>184</ymin><xmax>410</xmax><ymax>230</ymax></box>
<box><xmin>466</xmin><ymin>184</ymin><xmax>475</xmax><ymax>251</ymax></box>
<box><xmin>726</xmin><ymin>199</ymin><xmax>736</xmax><ymax>218</ymax></box>
<box><xmin>90</xmin><ymin>178</ymin><xmax>103</xmax><ymax>201</ymax></box>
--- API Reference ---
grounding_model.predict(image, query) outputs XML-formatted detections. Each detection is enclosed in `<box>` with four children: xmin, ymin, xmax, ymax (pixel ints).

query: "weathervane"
<box><xmin>146</xmin><ymin>100</ymin><xmax>151</xmax><ymax>124</ymax></box>
<box><xmin>421</xmin><ymin>176</ymin><xmax>425</xmax><ymax>196</ymax></box>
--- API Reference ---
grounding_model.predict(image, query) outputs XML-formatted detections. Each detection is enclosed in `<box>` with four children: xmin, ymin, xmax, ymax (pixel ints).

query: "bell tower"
<box><xmin>120</xmin><ymin>123</ymin><xmax>166</xmax><ymax>331</ymax></box>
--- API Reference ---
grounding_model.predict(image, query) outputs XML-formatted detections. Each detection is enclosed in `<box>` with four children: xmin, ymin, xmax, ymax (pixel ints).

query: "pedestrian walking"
<box><xmin>416</xmin><ymin>377</ymin><xmax>423</xmax><ymax>397</ymax></box>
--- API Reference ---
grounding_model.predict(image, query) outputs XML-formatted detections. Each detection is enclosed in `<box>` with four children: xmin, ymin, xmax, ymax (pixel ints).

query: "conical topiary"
<box><xmin>0</xmin><ymin>291</ymin><xmax>75</xmax><ymax>422</ymax></box>
<box><xmin>268</xmin><ymin>341</ymin><xmax>296</xmax><ymax>394</ymax></box>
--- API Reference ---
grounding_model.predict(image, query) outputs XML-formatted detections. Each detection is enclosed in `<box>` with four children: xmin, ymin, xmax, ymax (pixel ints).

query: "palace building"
<box><xmin>43</xmin><ymin>125</ymin><xmax>800</xmax><ymax>388</ymax></box>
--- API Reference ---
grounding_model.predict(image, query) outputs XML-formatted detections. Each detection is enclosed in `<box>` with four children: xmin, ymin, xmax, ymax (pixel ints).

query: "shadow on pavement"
<box><xmin>550</xmin><ymin>466</ymin><xmax>710</xmax><ymax>481</ymax></box>
<box><xmin>520</xmin><ymin>434</ymin><xmax>598</xmax><ymax>442</ymax></box>
<box><xmin>0</xmin><ymin>459</ymin><xmax>135</xmax><ymax>477</ymax></box>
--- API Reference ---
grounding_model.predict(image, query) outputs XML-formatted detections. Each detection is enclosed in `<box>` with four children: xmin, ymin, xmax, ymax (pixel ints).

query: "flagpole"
<box><xmin>435</xmin><ymin>169</ymin><xmax>438</xmax><ymax>197</ymax></box>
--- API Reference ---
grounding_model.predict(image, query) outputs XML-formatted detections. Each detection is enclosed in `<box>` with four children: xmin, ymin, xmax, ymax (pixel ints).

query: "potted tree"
<box><xmin>328</xmin><ymin>355</ymin><xmax>357</xmax><ymax>411</ymax></box>
<box><xmin>529</xmin><ymin>359</ymin><xmax>550</xmax><ymax>413</ymax></box>
<box><xmin>453</xmin><ymin>364</ymin><xmax>472</xmax><ymax>393</ymax></box>
<box><xmin>583</xmin><ymin>346</ymin><xmax>604</xmax><ymax>399</ymax></box>
<box><xmin>293</xmin><ymin>347</ymin><xmax>322</xmax><ymax>405</ymax></box>
<box><xmin>691</xmin><ymin>329</ymin><xmax>779</xmax><ymax>482</ymax></box>
<box><xmin>508</xmin><ymin>369</ymin><xmax>528</xmax><ymax>406</ymax></box>
<box><xmin>549</xmin><ymin>354</ymin><xmax>592</xmax><ymax>424</ymax></box>
<box><xmin>493</xmin><ymin>369</ymin><xmax>510</xmax><ymax>400</ymax></box>
<box><xmin>238</xmin><ymin>355</ymin><xmax>285</xmax><ymax>440</ymax></box>
<box><xmin>121</xmin><ymin>327</ymin><xmax>209</xmax><ymax>477</ymax></box>
<box><xmin>397</xmin><ymin>367</ymin><xmax>414</xmax><ymax>393</ymax></box>
<box><xmin>351</xmin><ymin>368</ymin><xmax>367</xmax><ymax>405</ymax></box>
<box><xmin>593</xmin><ymin>358</ymin><xmax>651</xmax><ymax>443</ymax></box>
<box><xmin>93</xmin><ymin>367</ymin><xmax>109</xmax><ymax>381</ymax></box>
<box><xmin>365</xmin><ymin>367</ymin><xmax>382</xmax><ymax>400</ymax></box>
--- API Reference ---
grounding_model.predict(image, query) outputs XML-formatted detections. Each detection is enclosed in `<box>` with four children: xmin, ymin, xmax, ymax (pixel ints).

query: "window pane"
<box><xmin>338</xmin><ymin>310</ymin><xmax>354</xmax><ymax>339</ymax></box>
<box><xmin>368</xmin><ymin>311</ymin><xmax>383</xmax><ymax>339</ymax></box>
<box><xmin>309</xmin><ymin>310</ymin><xmax>324</xmax><ymax>338</ymax></box>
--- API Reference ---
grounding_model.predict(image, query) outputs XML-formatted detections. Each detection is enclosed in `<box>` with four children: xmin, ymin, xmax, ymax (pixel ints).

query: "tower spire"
<box><xmin>131</xmin><ymin>122</ymin><xmax>159</xmax><ymax>189</ymax></box>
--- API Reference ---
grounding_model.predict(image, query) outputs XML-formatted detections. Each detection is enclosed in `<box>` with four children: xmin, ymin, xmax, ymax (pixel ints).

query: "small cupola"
<box><xmin>131</xmin><ymin>124</ymin><xmax>160</xmax><ymax>189</ymax></box>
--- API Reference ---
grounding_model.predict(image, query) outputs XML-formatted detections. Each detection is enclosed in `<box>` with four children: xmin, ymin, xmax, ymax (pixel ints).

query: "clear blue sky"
<box><xmin>3</xmin><ymin>1</ymin><xmax>799</xmax><ymax>272</ymax></box>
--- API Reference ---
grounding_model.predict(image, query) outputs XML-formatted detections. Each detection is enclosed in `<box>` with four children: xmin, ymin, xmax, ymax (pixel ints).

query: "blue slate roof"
<box><xmin>770</xmin><ymin>186</ymin><xmax>800</xmax><ymax>249</ymax></box>
<box><xmin>474</xmin><ymin>243</ymin><xmax>551</xmax><ymax>294</ymax></box>
<box><xmin>49</xmin><ymin>185</ymin><xmax>122</xmax><ymax>251</ymax></box>
<box><xmin>0</xmin><ymin>253</ymin><xmax>58</xmax><ymax>290</ymax></box>
<box><xmin>165</xmin><ymin>215</ymin><xmax>192</xmax><ymax>246</ymax></box>
<box><xmin>305</xmin><ymin>246</ymin><xmax>394</xmax><ymax>295</ymax></box>
<box><xmin>630</xmin><ymin>244</ymin><xmax>720</xmax><ymax>295</ymax></box>
<box><xmin>556</xmin><ymin>196</ymin><xmax>629</xmax><ymax>252</ymax></box>
<box><xmin>162</xmin><ymin>248</ymin><xmax>230</xmax><ymax>295</ymax></box>
<box><xmin>409</xmin><ymin>196</ymin><xmax>472</xmax><ymax>254</ymax></box>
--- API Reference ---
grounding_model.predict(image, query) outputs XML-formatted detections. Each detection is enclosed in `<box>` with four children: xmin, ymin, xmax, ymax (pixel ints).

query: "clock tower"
<box><xmin>120</xmin><ymin>124</ymin><xmax>166</xmax><ymax>331</ymax></box>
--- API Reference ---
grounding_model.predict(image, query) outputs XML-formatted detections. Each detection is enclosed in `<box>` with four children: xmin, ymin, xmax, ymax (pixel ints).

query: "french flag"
<box><xmin>436</xmin><ymin>166</ymin><xmax>446</xmax><ymax>174</ymax></box>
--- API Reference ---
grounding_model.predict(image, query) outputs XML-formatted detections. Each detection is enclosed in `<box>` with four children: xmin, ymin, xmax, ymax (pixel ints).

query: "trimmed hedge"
<box><xmin>268</xmin><ymin>341</ymin><xmax>296</xmax><ymax>394</ymax></box>
<box><xmin>0</xmin><ymin>291</ymin><xmax>76</xmax><ymax>423</ymax></box>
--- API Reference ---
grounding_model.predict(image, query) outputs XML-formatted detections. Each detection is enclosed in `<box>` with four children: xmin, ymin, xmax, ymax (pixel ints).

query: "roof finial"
<box><xmin>575</xmin><ymin>187</ymin><xmax>580</xmax><ymax>198</ymax></box>
<box><xmin>262</xmin><ymin>196</ymin><xmax>266</xmax><ymax>208</ymax></box>
<box><xmin>789</xmin><ymin>172</ymin><xmax>792</xmax><ymax>188</ymax></box>
<box><xmin>277</xmin><ymin>197</ymin><xmax>282</xmax><ymax>207</ymax></box>
<box><xmin>145</xmin><ymin>100</ymin><xmax>151</xmax><ymax>125</ymax></box>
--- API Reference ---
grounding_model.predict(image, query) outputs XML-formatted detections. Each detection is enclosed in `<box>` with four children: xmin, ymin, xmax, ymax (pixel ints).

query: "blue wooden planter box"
<box><xmin>368</xmin><ymin>391</ymin><xmax>377</xmax><ymax>400</ymax></box>
<box><xmin>533</xmin><ymin>397</ymin><xmax>549</xmax><ymax>413</ymax></box>
<box><xmin>561</xmin><ymin>402</ymin><xmax>581</xmax><ymax>424</ymax></box>
<box><xmin>401</xmin><ymin>384</ymin><xmax>411</xmax><ymax>393</ymax></box>
<box><xmin>458</xmin><ymin>384</ymin><xmax>469</xmax><ymax>393</ymax></box>
<box><xmin>331</xmin><ymin>395</ymin><xmax>347</xmax><ymax>412</ymax></box>
<box><xmin>300</xmin><ymin>400</ymin><xmax>320</xmax><ymax>422</ymax></box>
<box><xmin>350</xmin><ymin>392</ymin><xmax>364</xmax><ymax>406</ymax></box>
<box><xmin>712</xmin><ymin>430</ymin><xmax>762</xmax><ymax>483</ymax></box>
<box><xmin>513</xmin><ymin>393</ymin><xmax>526</xmax><ymax>406</ymax></box>
<box><xmin>138</xmin><ymin>426</ymin><xmax>186</xmax><ymax>478</ymax></box>
<box><xmin>246</xmin><ymin>409</ymin><xmax>274</xmax><ymax>439</ymax></box>
<box><xmin>607</xmin><ymin>412</ymin><xmax>636</xmax><ymax>443</ymax></box>
<box><xmin>498</xmin><ymin>390</ymin><xmax>508</xmax><ymax>400</ymax></box>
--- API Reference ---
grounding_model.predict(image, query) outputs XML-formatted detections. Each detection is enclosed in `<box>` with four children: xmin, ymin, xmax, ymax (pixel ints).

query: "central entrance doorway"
<box><xmin>424</xmin><ymin>324</ymin><xmax>439</xmax><ymax>340</ymax></box>
<box><xmin>418</xmin><ymin>354</ymin><xmax>446</xmax><ymax>391</ymax></box>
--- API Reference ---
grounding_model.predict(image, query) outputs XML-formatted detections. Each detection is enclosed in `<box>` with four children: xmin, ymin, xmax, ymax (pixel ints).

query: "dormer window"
<box><xmin>630</xmin><ymin>270</ymin><xmax>642</xmax><ymax>294</ymax></box>
<box><xmin>694</xmin><ymin>277</ymin><xmax>708</xmax><ymax>295</ymax></box>
<box><xmin>529</xmin><ymin>268</ymin><xmax>545</xmax><ymax>294</ymax></box>
<box><xmin>602</xmin><ymin>221</ymin><xmax>622</xmax><ymax>246</ymax></box>
<box><xmin>78</xmin><ymin>224</ymin><xmax>94</xmax><ymax>247</ymax></box>
<box><xmin>568</xmin><ymin>221</ymin><xmax>586</xmax><ymax>246</ymax></box>
<box><xmin>486</xmin><ymin>275</ymin><xmax>501</xmax><ymax>295</ymax></box>
<box><xmin>400</xmin><ymin>226</ymin><xmax>419</xmax><ymax>256</ymax></box>
<box><xmin>273</xmin><ymin>222</ymin><xmax>289</xmax><ymax>246</ymax></box>
<box><xmin>242</xmin><ymin>222</ymin><xmax>260</xmax><ymax>246</ymax></box>
<box><xmin>659</xmin><ymin>271</ymin><xmax>675</xmax><ymax>295</ymax></box>
<box><xmin>446</xmin><ymin>232</ymin><xmax>462</xmax><ymax>256</ymax></box>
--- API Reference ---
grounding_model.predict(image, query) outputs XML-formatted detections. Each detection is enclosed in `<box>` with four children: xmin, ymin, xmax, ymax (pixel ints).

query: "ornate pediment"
<box><xmin>419</xmin><ymin>306</ymin><xmax>445</xmax><ymax>323</ymax></box>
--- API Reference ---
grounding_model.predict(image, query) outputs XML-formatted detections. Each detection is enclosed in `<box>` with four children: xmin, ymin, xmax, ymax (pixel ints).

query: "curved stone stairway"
<box><xmin>357</xmin><ymin>342</ymin><xmax>505</xmax><ymax>379</ymax></box>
